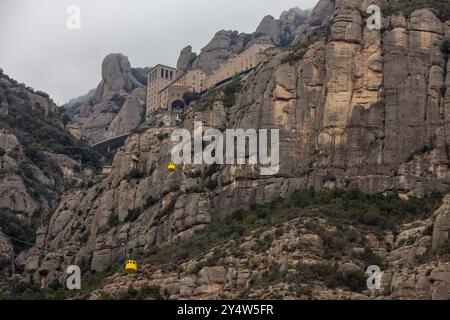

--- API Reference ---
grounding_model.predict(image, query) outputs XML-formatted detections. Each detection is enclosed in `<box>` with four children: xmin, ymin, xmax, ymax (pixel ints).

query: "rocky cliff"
<box><xmin>85</xmin><ymin>192</ymin><xmax>450</xmax><ymax>300</ymax></box>
<box><xmin>0</xmin><ymin>69</ymin><xmax>102</xmax><ymax>278</ymax></box>
<box><xmin>176</xmin><ymin>7</ymin><xmax>311</xmax><ymax>75</ymax></box>
<box><xmin>68</xmin><ymin>54</ymin><xmax>148</xmax><ymax>145</ymax></box>
<box><xmin>2</xmin><ymin>0</ymin><xmax>450</xmax><ymax>299</ymax></box>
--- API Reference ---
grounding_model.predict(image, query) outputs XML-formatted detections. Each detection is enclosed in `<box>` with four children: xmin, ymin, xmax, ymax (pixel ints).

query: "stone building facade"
<box><xmin>146</xmin><ymin>44</ymin><xmax>273</xmax><ymax>119</ymax></box>
<box><xmin>146</xmin><ymin>67</ymin><xmax>205</xmax><ymax>120</ymax></box>
<box><xmin>146</xmin><ymin>64</ymin><xmax>176</xmax><ymax>117</ymax></box>
<box><xmin>205</xmin><ymin>44</ymin><xmax>273</xmax><ymax>88</ymax></box>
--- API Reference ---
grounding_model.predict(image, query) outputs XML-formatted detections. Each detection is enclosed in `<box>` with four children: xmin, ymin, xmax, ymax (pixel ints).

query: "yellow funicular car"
<box><xmin>125</xmin><ymin>260</ymin><xmax>138</xmax><ymax>273</ymax></box>
<box><xmin>167</xmin><ymin>162</ymin><xmax>176</xmax><ymax>172</ymax></box>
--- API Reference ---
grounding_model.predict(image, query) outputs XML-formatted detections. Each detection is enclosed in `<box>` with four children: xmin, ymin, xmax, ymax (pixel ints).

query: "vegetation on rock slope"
<box><xmin>2</xmin><ymin>188</ymin><xmax>444</xmax><ymax>300</ymax></box>
<box><xmin>144</xmin><ymin>188</ymin><xmax>443</xmax><ymax>267</ymax></box>
<box><xmin>0</xmin><ymin>70</ymin><xmax>103</xmax><ymax>256</ymax></box>
<box><xmin>382</xmin><ymin>0</ymin><xmax>450</xmax><ymax>21</ymax></box>
<box><xmin>0</xmin><ymin>70</ymin><xmax>102</xmax><ymax>174</ymax></box>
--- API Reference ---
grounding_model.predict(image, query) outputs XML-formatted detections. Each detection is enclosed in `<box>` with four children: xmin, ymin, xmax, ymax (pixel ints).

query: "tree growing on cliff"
<box><xmin>0</xmin><ymin>147</ymin><xmax>5</xmax><ymax>169</ymax></box>
<box><xmin>183</xmin><ymin>92</ymin><xmax>201</xmax><ymax>106</ymax></box>
<box><xmin>442</xmin><ymin>40</ymin><xmax>450</xmax><ymax>59</ymax></box>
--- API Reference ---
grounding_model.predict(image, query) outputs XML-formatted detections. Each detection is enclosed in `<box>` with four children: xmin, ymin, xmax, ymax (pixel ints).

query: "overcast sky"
<box><xmin>0</xmin><ymin>0</ymin><xmax>317</xmax><ymax>104</ymax></box>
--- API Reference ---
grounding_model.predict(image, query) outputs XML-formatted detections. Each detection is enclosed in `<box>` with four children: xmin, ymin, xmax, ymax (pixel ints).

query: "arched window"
<box><xmin>161</xmin><ymin>68</ymin><xmax>164</xmax><ymax>78</ymax></box>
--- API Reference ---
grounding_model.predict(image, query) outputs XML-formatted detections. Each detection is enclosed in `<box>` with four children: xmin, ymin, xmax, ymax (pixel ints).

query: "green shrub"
<box><xmin>0</xmin><ymin>209</ymin><xmax>36</xmax><ymax>254</ymax></box>
<box><xmin>205</xmin><ymin>178</ymin><xmax>218</xmax><ymax>190</ymax></box>
<box><xmin>261</xmin><ymin>263</ymin><xmax>283</xmax><ymax>284</ymax></box>
<box><xmin>48</xmin><ymin>279</ymin><xmax>62</xmax><ymax>291</ymax></box>
<box><xmin>442</xmin><ymin>40</ymin><xmax>450</xmax><ymax>58</ymax></box>
<box><xmin>132</xmin><ymin>127</ymin><xmax>147</xmax><ymax>134</ymax></box>
<box><xmin>183</xmin><ymin>92</ymin><xmax>201</xmax><ymax>105</ymax></box>
<box><xmin>138</xmin><ymin>284</ymin><xmax>162</xmax><ymax>300</ymax></box>
<box><xmin>354</xmin><ymin>247</ymin><xmax>385</xmax><ymax>269</ymax></box>
<box><xmin>125</xmin><ymin>169</ymin><xmax>145</xmax><ymax>181</ymax></box>
<box><xmin>16</xmin><ymin>91</ymin><xmax>30</xmax><ymax>101</ymax></box>
<box><xmin>281</xmin><ymin>49</ymin><xmax>307</xmax><ymax>64</ymax></box>
<box><xmin>24</xmin><ymin>143</ymin><xmax>46</xmax><ymax>163</ymax></box>
<box><xmin>340</xmin><ymin>271</ymin><xmax>367</xmax><ymax>293</ymax></box>
<box><xmin>185</xmin><ymin>186</ymin><xmax>205</xmax><ymax>194</ymax></box>
<box><xmin>108</xmin><ymin>213</ymin><xmax>120</xmax><ymax>227</ymax></box>
<box><xmin>126</xmin><ymin>207</ymin><xmax>142</xmax><ymax>223</ymax></box>
<box><xmin>35</xmin><ymin>91</ymin><xmax>50</xmax><ymax>99</ymax></box>
<box><xmin>222</xmin><ymin>78</ymin><xmax>241</xmax><ymax>108</ymax></box>
<box><xmin>127</xmin><ymin>285</ymin><xmax>138</xmax><ymax>298</ymax></box>
<box><xmin>202</xmin><ymin>164</ymin><xmax>219</xmax><ymax>179</ymax></box>
<box><xmin>381</xmin><ymin>0</ymin><xmax>450</xmax><ymax>21</ymax></box>
<box><xmin>111</xmin><ymin>94</ymin><xmax>126</xmax><ymax>108</ymax></box>
<box><xmin>145</xmin><ymin>196</ymin><xmax>159</xmax><ymax>208</ymax></box>
<box><xmin>155</xmin><ymin>132</ymin><xmax>169</xmax><ymax>141</ymax></box>
<box><xmin>145</xmin><ymin>188</ymin><xmax>443</xmax><ymax>269</ymax></box>
<box><xmin>185</xmin><ymin>170</ymin><xmax>202</xmax><ymax>179</ymax></box>
<box><xmin>423</xmin><ymin>224</ymin><xmax>434</xmax><ymax>236</ymax></box>
<box><xmin>294</xmin><ymin>263</ymin><xmax>366</xmax><ymax>293</ymax></box>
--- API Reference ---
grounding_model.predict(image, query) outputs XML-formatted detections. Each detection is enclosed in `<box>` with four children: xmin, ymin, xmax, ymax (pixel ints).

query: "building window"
<box><xmin>170</xmin><ymin>71</ymin><xmax>173</xmax><ymax>79</ymax></box>
<box><xmin>165</xmin><ymin>70</ymin><xmax>169</xmax><ymax>79</ymax></box>
<box><xmin>161</xmin><ymin>69</ymin><xmax>164</xmax><ymax>78</ymax></box>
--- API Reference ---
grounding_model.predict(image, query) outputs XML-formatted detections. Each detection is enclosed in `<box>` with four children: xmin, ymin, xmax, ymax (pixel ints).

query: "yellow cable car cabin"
<box><xmin>125</xmin><ymin>260</ymin><xmax>138</xmax><ymax>273</ymax></box>
<box><xmin>167</xmin><ymin>162</ymin><xmax>176</xmax><ymax>172</ymax></box>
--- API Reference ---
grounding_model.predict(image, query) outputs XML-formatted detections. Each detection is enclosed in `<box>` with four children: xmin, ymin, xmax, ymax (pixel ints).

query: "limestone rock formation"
<box><xmin>176</xmin><ymin>46</ymin><xmax>197</xmax><ymax>76</ymax></box>
<box><xmin>86</xmin><ymin>196</ymin><xmax>449</xmax><ymax>300</ymax></box>
<box><xmin>0</xmin><ymin>72</ymin><xmax>92</xmax><ymax>220</ymax></box>
<box><xmin>105</xmin><ymin>87</ymin><xmax>146</xmax><ymax>139</ymax></box>
<box><xmin>309</xmin><ymin>0</ymin><xmax>339</xmax><ymax>26</ymax></box>
<box><xmin>3</xmin><ymin>0</ymin><xmax>450</xmax><ymax>300</ymax></box>
<box><xmin>18</xmin><ymin>2</ymin><xmax>450</xmax><ymax>286</ymax></box>
<box><xmin>255</xmin><ymin>15</ymin><xmax>280</xmax><ymax>43</ymax></box>
<box><xmin>0</xmin><ymin>128</ymin><xmax>49</xmax><ymax>217</ymax></box>
<box><xmin>0</xmin><ymin>70</ymin><xmax>98</xmax><ymax>285</ymax></box>
<box><xmin>70</xmin><ymin>54</ymin><xmax>148</xmax><ymax>144</ymax></box>
<box><xmin>94</xmin><ymin>54</ymin><xmax>142</xmax><ymax>104</ymax></box>
<box><xmin>190</xmin><ymin>30</ymin><xmax>242</xmax><ymax>75</ymax></box>
<box><xmin>182</xmin><ymin>7</ymin><xmax>310</xmax><ymax>75</ymax></box>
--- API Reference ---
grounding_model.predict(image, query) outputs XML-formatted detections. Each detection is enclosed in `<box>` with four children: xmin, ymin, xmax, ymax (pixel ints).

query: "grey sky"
<box><xmin>0</xmin><ymin>0</ymin><xmax>317</xmax><ymax>104</ymax></box>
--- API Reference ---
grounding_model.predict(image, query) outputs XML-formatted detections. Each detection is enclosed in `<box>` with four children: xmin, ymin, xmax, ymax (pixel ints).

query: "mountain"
<box><xmin>65</xmin><ymin>9</ymin><xmax>311</xmax><ymax>145</ymax></box>
<box><xmin>176</xmin><ymin>7</ymin><xmax>311</xmax><ymax>75</ymax></box>
<box><xmin>64</xmin><ymin>89</ymin><xmax>96</xmax><ymax>116</ymax></box>
<box><xmin>1</xmin><ymin>0</ymin><xmax>450</xmax><ymax>300</ymax></box>
<box><xmin>0</xmin><ymin>69</ymin><xmax>102</xmax><ymax>277</ymax></box>
<box><xmin>67</xmin><ymin>54</ymin><xmax>148</xmax><ymax>145</ymax></box>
